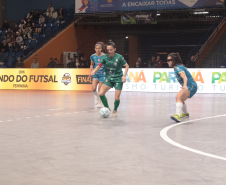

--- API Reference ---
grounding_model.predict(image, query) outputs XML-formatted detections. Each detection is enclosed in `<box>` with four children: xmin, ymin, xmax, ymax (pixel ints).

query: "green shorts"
<box><xmin>103</xmin><ymin>78</ymin><xmax>123</xmax><ymax>90</ymax></box>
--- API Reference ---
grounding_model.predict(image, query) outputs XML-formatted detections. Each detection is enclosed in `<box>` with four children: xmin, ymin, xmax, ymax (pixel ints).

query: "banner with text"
<box><xmin>75</xmin><ymin>0</ymin><xmax>224</xmax><ymax>13</ymax></box>
<box><xmin>0</xmin><ymin>69</ymin><xmax>92</xmax><ymax>91</ymax></box>
<box><xmin>0</xmin><ymin>69</ymin><xmax>226</xmax><ymax>93</ymax></box>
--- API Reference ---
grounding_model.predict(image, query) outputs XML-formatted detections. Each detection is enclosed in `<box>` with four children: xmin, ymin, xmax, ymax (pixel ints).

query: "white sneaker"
<box><xmin>112</xmin><ymin>110</ymin><xmax>117</xmax><ymax>117</ymax></box>
<box><xmin>97</xmin><ymin>102</ymin><xmax>102</xmax><ymax>108</ymax></box>
<box><xmin>95</xmin><ymin>98</ymin><xmax>98</xmax><ymax>104</ymax></box>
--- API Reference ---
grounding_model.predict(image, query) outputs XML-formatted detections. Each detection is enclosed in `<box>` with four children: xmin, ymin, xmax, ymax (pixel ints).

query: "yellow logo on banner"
<box><xmin>107</xmin><ymin>0</ymin><xmax>112</xmax><ymax>3</ymax></box>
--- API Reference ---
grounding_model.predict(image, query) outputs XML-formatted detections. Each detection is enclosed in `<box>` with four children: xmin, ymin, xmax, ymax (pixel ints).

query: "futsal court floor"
<box><xmin>0</xmin><ymin>90</ymin><xmax>226</xmax><ymax>185</ymax></box>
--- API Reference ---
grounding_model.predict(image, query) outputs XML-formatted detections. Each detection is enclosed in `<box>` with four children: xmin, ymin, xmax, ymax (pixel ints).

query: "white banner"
<box><xmin>109</xmin><ymin>68</ymin><xmax>226</xmax><ymax>93</ymax></box>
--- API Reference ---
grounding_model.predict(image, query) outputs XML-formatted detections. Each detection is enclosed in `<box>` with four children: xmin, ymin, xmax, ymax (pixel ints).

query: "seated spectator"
<box><xmin>52</xmin><ymin>9</ymin><xmax>58</xmax><ymax>19</ymax></box>
<box><xmin>31</xmin><ymin>58</ymin><xmax>39</xmax><ymax>68</ymax></box>
<box><xmin>16</xmin><ymin>33</ymin><xmax>23</xmax><ymax>44</ymax></box>
<box><xmin>13</xmin><ymin>24</ymin><xmax>19</xmax><ymax>33</ymax></box>
<box><xmin>9</xmin><ymin>35</ymin><xmax>16</xmax><ymax>47</ymax></box>
<box><xmin>20</xmin><ymin>41</ymin><xmax>27</xmax><ymax>51</ymax></box>
<box><xmin>0</xmin><ymin>52</ymin><xmax>7</xmax><ymax>64</ymax></box>
<box><xmin>31</xmin><ymin>23</ymin><xmax>36</xmax><ymax>34</ymax></box>
<box><xmin>5</xmin><ymin>34</ymin><xmax>11</xmax><ymax>44</ymax></box>
<box><xmin>137</xmin><ymin>57</ymin><xmax>146</xmax><ymax>67</ymax></box>
<box><xmin>6</xmin><ymin>28</ymin><xmax>12</xmax><ymax>35</ymax></box>
<box><xmin>67</xmin><ymin>58</ymin><xmax>75</xmax><ymax>68</ymax></box>
<box><xmin>15</xmin><ymin>57</ymin><xmax>24</xmax><ymax>68</ymax></box>
<box><xmin>39</xmin><ymin>14</ymin><xmax>45</xmax><ymax>25</ymax></box>
<box><xmin>12</xmin><ymin>41</ymin><xmax>20</xmax><ymax>52</ymax></box>
<box><xmin>26</xmin><ymin>9</ymin><xmax>34</xmax><ymax>19</ymax></box>
<box><xmin>47</xmin><ymin>58</ymin><xmax>56</xmax><ymax>68</ymax></box>
<box><xmin>134</xmin><ymin>60</ymin><xmax>141</xmax><ymax>68</ymax></box>
<box><xmin>80</xmin><ymin>56</ymin><xmax>88</xmax><ymax>68</ymax></box>
<box><xmin>54</xmin><ymin>58</ymin><xmax>58</xmax><ymax>63</ymax></box>
<box><xmin>156</xmin><ymin>55</ymin><xmax>163</xmax><ymax>68</ymax></box>
<box><xmin>33</xmin><ymin>9</ymin><xmax>41</xmax><ymax>20</ymax></box>
<box><xmin>2</xmin><ymin>19</ymin><xmax>9</xmax><ymax>30</ymax></box>
<box><xmin>151</xmin><ymin>56</ymin><xmax>158</xmax><ymax>68</ymax></box>
<box><xmin>0</xmin><ymin>61</ymin><xmax>6</xmax><ymax>68</ymax></box>
<box><xmin>36</xmin><ymin>23</ymin><xmax>43</xmax><ymax>34</ymax></box>
<box><xmin>24</xmin><ymin>26</ymin><xmax>33</xmax><ymax>39</ymax></box>
<box><xmin>58</xmin><ymin>8</ymin><xmax>64</xmax><ymax>20</ymax></box>
<box><xmin>19</xmin><ymin>19</ymin><xmax>26</xmax><ymax>29</ymax></box>
<box><xmin>75</xmin><ymin>58</ymin><xmax>80</xmax><ymax>68</ymax></box>
<box><xmin>0</xmin><ymin>40</ymin><xmax>9</xmax><ymax>53</ymax></box>
<box><xmin>147</xmin><ymin>59</ymin><xmax>154</xmax><ymax>68</ymax></box>
<box><xmin>26</xmin><ymin>18</ymin><xmax>32</xmax><ymax>27</ymax></box>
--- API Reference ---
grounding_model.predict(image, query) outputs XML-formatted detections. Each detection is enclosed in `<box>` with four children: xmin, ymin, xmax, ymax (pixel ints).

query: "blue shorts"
<box><xmin>188</xmin><ymin>84</ymin><xmax>197</xmax><ymax>98</ymax></box>
<box><xmin>93</xmin><ymin>73</ymin><xmax>105</xmax><ymax>82</ymax></box>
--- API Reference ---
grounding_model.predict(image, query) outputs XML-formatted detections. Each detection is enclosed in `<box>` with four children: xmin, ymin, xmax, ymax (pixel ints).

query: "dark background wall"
<box><xmin>6</xmin><ymin>0</ymin><xmax>74</xmax><ymax>21</ymax></box>
<box><xmin>0</xmin><ymin>0</ymin><xmax>6</xmax><ymax>27</ymax></box>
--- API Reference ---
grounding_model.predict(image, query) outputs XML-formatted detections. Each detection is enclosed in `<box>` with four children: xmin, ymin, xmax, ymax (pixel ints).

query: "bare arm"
<box><xmin>89</xmin><ymin>60</ymin><xmax>94</xmax><ymax>77</ymax></box>
<box><xmin>122</xmin><ymin>64</ymin><xmax>129</xmax><ymax>83</ymax></box>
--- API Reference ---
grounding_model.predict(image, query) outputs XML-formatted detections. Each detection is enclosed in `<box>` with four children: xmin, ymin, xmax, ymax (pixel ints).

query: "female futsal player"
<box><xmin>90</xmin><ymin>40</ymin><xmax>129</xmax><ymax>117</ymax></box>
<box><xmin>167</xmin><ymin>53</ymin><xmax>197</xmax><ymax>122</ymax></box>
<box><xmin>90</xmin><ymin>42</ymin><xmax>105</xmax><ymax>108</ymax></box>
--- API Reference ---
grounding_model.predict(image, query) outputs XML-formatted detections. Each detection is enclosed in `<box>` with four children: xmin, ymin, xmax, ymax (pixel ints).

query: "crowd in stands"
<box><xmin>134</xmin><ymin>56</ymin><xmax>163</xmax><ymax>68</ymax></box>
<box><xmin>66</xmin><ymin>56</ymin><xmax>90</xmax><ymax>68</ymax></box>
<box><xmin>0</xmin><ymin>3</ymin><xmax>67</xmax><ymax>68</ymax></box>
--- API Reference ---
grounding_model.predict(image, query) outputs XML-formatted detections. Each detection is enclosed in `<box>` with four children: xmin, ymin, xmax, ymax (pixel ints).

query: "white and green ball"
<box><xmin>100</xmin><ymin>107</ymin><xmax>111</xmax><ymax>118</ymax></box>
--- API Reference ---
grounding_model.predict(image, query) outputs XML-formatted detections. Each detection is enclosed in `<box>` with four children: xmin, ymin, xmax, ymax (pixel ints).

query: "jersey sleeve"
<box><xmin>175</xmin><ymin>66</ymin><xmax>184</xmax><ymax>74</ymax></box>
<box><xmin>100</xmin><ymin>56</ymin><xmax>106</xmax><ymax>64</ymax></box>
<box><xmin>120</xmin><ymin>55</ymin><xmax>127</xmax><ymax>66</ymax></box>
<box><xmin>90</xmin><ymin>55</ymin><xmax>93</xmax><ymax>61</ymax></box>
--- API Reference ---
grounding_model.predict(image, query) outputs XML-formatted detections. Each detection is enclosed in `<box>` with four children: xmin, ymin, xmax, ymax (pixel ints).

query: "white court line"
<box><xmin>160</xmin><ymin>114</ymin><xmax>226</xmax><ymax>161</ymax></box>
<box><xmin>49</xmin><ymin>108</ymin><xmax>64</xmax><ymax>111</ymax></box>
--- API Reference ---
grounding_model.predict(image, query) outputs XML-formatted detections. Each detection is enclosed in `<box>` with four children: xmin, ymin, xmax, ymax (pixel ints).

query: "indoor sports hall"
<box><xmin>0</xmin><ymin>0</ymin><xmax>226</xmax><ymax>185</ymax></box>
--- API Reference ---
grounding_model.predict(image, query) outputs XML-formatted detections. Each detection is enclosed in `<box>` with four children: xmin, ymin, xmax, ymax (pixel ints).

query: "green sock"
<box><xmin>99</xmin><ymin>95</ymin><xmax>110</xmax><ymax>109</ymax></box>
<box><xmin>114</xmin><ymin>100</ymin><xmax>120</xmax><ymax>111</ymax></box>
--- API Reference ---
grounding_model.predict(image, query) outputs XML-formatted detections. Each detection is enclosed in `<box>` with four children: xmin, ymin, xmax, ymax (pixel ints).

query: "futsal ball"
<box><xmin>100</xmin><ymin>107</ymin><xmax>111</xmax><ymax>118</ymax></box>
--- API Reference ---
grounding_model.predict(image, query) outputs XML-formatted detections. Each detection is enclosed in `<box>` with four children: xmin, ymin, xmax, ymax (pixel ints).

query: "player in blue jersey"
<box><xmin>89</xmin><ymin>42</ymin><xmax>106</xmax><ymax>108</ymax></box>
<box><xmin>167</xmin><ymin>52</ymin><xmax>197</xmax><ymax>122</ymax></box>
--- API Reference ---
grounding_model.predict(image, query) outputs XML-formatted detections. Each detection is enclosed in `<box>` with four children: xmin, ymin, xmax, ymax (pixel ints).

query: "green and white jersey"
<box><xmin>100</xmin><ymin>53</ymin><xmax>127</xmax><ymax>81</ymax></box>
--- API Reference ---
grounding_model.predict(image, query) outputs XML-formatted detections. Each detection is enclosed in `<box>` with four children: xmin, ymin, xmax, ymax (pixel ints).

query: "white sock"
<box><xmin>176</xmin><ymin>102</ymin><xmax>183</xmax><ymax>116</ymax></box>
<box><xmin>93</xmin><ymin>91</ymin><xmax>100</xmax><ymax>101</ymax></box>
<box><xmin>182</xmin><ymin>103</ymin><xmax>188</xmax><ymax>114</ymax></box>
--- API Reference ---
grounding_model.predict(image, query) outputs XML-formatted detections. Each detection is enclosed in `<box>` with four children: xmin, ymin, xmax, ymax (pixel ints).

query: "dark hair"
<box><xmin>95</xmin><ymin>41</ymin><xmax>105</xmax><ymax>51</ymax></box>
<box><xmin>167</xmin><ymin>52</ymin><xmax>183</xmax><ymax>66</ymax></box>
<box><xmin>106</xmin><ymin>39</ymin><xmax>116</xmax><ymax>49</ymax></box>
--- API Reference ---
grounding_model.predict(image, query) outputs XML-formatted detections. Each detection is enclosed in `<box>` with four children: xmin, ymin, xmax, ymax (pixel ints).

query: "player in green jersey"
<box><xmin>90</xmin><ymin>40</ymin><xmax>129</xmax><ymax>117</ymax></box>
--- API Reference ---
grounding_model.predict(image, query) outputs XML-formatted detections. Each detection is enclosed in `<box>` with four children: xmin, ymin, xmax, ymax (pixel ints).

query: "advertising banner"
<box><xmin>0</xmin><ymin>69</ymin><xmax>92</xmax><ymax>91</ymax></box>
<box><xmin>75</xmin><ymin>0</ymin><xmax>224</xmax><ymax>14</ymax></box>
<box><xmin>0</xmin><ymin>68</ymin><xmax>226</xmax><ymax>93</ymax></box>
<box><xmin>121</xmin><ymin>12</ymin><xmax>157</xmax><ymax>24</ymax></box>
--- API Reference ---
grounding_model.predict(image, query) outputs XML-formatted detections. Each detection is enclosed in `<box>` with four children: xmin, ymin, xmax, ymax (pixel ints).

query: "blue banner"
<box><xmin>75</xmin><ymin>0</ymin><xmax>224</xmax><ymax>13</ymax></box>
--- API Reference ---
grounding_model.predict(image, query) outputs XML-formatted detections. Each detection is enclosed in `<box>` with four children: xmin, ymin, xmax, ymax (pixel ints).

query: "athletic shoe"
<box><xmin>180</xmin><ymin>113</ymin><xmax>189</xmax><ymax>118</ymax></box>
<box><xmin>97</xmin><ymin>102</ymin><xmax>102</xmax><ymax>108</ymax></box>
<box><xmin>170</xmin><ymin>114</ymin><xmax>180</xmax><ymax>122</ymax></box>
<box><xmin>112</xmin><ymin>110</ymin><xmax>117</xmax><ymax>117</ymax></box>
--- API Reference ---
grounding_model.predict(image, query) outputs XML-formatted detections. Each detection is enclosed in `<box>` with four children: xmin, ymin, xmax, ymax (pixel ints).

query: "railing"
<box><xmin>189</xmin><ymin>11</ymin><xmax>226</xmax><ymax>62</ymax></box>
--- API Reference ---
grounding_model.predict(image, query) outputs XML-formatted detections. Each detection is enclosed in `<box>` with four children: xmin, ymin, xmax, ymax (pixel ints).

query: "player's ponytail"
<box><xmin>106</xmin><ymin>39</ymin><xmax>116</xmax><ymax>48</ymax></box>
<box><xmin>168</xmin><ymin>52</ymin><xmax>183</xmax><ymax>67</ymax></box>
